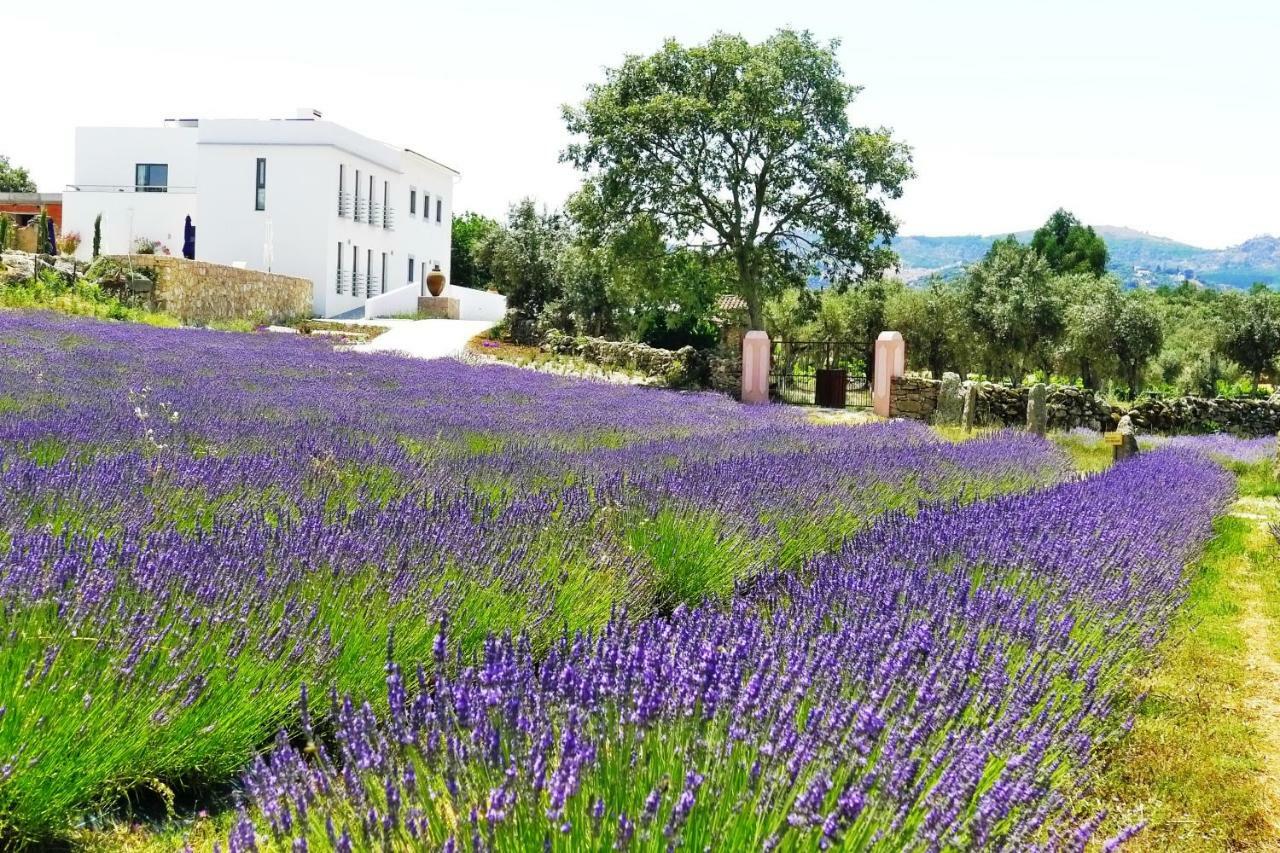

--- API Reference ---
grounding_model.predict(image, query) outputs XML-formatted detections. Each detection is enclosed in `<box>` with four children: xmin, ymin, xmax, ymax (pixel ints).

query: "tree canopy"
<box><xmin>562</xmin><ymin>29</ymin><xmax>914</xmax><ymax>330</ymax></box>
<box><xmin>1030</xmin><ymin>209</ymin><xmax>1108</xmax><ymax>276</ymax></box>
<box><xmin>473</xmin><ymin>200</ymin><xmax>567</xmax><ymax>342</ymax></box>
<box><xmin>0</xmin><ymin>155</ymin><xmax>36</xmax><ymax>193</ymax></box>
<box><xmin>1217</xmin><ymin>289</ymin><xmax>1280</xmax><ymax>392</ymax></box>
<box><xmin>450</xmin><ymin>212</ymin><xmax>500</xmax><ymax>290</ymax></box>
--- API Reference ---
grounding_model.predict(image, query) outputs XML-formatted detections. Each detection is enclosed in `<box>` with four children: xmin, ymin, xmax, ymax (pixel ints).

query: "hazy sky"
<box><xmin>7</xmin><ymin>0</ymin><xmax>1277</xmax><ymax>248</ymax></box>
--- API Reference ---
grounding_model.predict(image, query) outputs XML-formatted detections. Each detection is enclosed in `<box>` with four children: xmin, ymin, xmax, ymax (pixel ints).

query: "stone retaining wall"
<box><xmin>106</xmin><ymin>255</ymin><xmax>312</xmax><ymax>324</ymax></box>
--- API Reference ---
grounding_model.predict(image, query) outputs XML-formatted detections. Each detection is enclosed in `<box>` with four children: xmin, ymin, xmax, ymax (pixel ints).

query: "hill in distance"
<box><xmin>893</xmin><ymin>226</ymin><xmax>1280</xmax><ymax>289</ymax></box>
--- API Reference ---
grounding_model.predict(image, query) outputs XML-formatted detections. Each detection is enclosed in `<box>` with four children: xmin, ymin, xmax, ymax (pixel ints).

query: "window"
<box><xmin>352</xmin><ymin>245</ymin><xmax>359</xmax><ymax>292</ymax></box>
<box><xmin>254</xmin><ymin>158</ymin><xmax>266</xmax><ymax>210</ymax></box>
<box><xmin>408</xmin><ymin>255</ymin><xmax>415</xmax><ymax>284</ymax></box>
<box><xmin>135</xmin><ymin>163</ymin><xmax>168</xmax><ymax>192</ymax></box>
<box><xmin>423</xmin><ymin>192</ymin><xmax>430</xmax><ymax>219</ymax></box>
<box><xmin>436</xmin><ymin>198</ymin><xmax>443</xmax><ymax>223</ymax></box>
<box><xmin>382</xmin><ymin>181</ymin><xmax>389</xmax><ymax>227</ymax></box>
<box><xmin>335</xmin><ymin>241</ymin><xmax>343</xmax><ymax>293</ymax></box>
<box><xmin>338</xmin><ymin>164</ymin><xmax>345</xmax><ymax>215</ymax></box>
<box><xmin>366</xmin><ymin>248</ymin><xmax>373</xmax><ymax>297</ymax></box>
<box><xmin>354</xmin><ymin>170</ymin><xmax>361</xmax><ymax>221</ymax></box>
<box><xmin>409</xmin><ymin>189</ymin><xmax>416</xmax><ymax>215</ymax></box>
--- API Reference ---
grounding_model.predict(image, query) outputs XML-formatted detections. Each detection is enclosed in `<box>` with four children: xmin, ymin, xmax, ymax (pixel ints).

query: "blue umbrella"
<box><xmin>46</xmin><ymin>216</ymin><xmax>57</xmax><ymax>256</ymax></box>
<box><xmin>182</xmin><ymin>215</ymin><xmax>196</xmax><ymax>259</ymax></box>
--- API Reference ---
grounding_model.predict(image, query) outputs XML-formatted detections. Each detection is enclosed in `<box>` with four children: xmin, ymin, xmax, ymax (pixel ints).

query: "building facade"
<box><xmin>62</xmin><ymin>110</ymin><xmax>456</xmax><ymax>318</ymax></box>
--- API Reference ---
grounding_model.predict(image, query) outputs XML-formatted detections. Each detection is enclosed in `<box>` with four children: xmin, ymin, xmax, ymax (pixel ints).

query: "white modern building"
<box><xmin>62</xmin><ymin>110</ymin><xmax>458</xmax><ymax>318</ymax></box>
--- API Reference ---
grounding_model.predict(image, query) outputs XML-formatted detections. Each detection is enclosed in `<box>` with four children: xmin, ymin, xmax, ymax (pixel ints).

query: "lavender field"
<box><xmin>0</xmin><ymin>312</ymin><xmax>1236</xmax><ymax>850</ymax></box>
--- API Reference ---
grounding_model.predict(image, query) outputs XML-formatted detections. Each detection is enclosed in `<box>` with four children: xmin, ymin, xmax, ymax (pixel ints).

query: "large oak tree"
<box><xmin>562</xmin><ymin>29</ymin><xmax>914</xmax><ymax>330</ymax></box>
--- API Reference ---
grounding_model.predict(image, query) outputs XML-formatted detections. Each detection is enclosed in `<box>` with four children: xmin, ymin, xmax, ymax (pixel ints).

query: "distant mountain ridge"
<box><xmin>893</xmin><ymin>227</ymin><xmax>1280</xmax><ymax>288</ymax></box>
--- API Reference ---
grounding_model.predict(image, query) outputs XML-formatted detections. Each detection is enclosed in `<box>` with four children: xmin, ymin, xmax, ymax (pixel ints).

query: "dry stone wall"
<box><xmin>542</xmin><ymin>329</ymin><xmax>711</xmax><ymax>388</ymax></box>
<box><xmin>889</xmin><ymin>377</ymin><xmax>1114</xmax><ymax>431</ymax></box>
<box><xmin>1126</xmin><ymin>396</ymin><xmax>1280</xmax><ymax>436</ymax></box>
<box><xmin>889</xmin><ymin>374</ymin><xmax>1280</xmax><ymax>436</ymax></box>
<box><xmin>886</xmin><ymin>376</ymin><xmax>940</xmax><ymax>420</ymax></box>
<box><xmin>106</xmin><ymin>255</ymin><xmax>312</xmax><ymax>324</ymax></box>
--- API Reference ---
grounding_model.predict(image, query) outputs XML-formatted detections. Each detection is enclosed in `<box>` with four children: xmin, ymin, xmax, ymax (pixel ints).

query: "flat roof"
<box><xmin>0</xmin><ymin>192</ymin><xmax>62</xmax><ymax>203</ymax></box>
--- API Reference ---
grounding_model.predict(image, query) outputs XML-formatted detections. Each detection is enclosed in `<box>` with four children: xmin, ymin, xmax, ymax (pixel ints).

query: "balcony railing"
<box><xmin>352</xmin><ymin>272</ymin><xmax>367</xmax><ymax>295</ymax></box>
<box><xmin>335</xmin><ymin>269</ymin><xmax>351</xmax><ymax>294</ymax></box>
<box><xmin>65</xmin><ymin>184</ymin><xmax>197</xmax><ymax>194</ymax></box>
<box><xmin>354</xmin><ymin>197</ymin><xmax>369</xmax><ymax>223</ymax></box>
<box><xmin>368</xmin><ymin>201</ymin><xmax>382</xmax><ymax>227</ymax></box>
<box><xmin>337</xmin><ymin>191</ymin><xmax>352</xmax><ymax>218</ymax></box>
<box><xmin>365</xmin><ymin>275</ymin><xmax>380</xmax><ymax>298</ymax></box>
<box><xmin>382</xmin><ymin>205</ymin><xmax>395</xmax><ymax>230</ymax></box>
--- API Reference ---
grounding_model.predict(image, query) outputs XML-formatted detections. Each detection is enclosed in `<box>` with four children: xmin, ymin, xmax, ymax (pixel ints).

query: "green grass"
<box><xmin>0</xmin><ymin>274</ymin><xmax>180</xmax><ymax>328</ymax></box>
<box><xmin>1050</xmin><ymin>431</ymin><xmax>1114</xmax><ymax>474</ymax></box>
<box><xmin>1088</xmin><ymin>464</ymin><xmax>1280</xmax><ymax>850</ymax></box>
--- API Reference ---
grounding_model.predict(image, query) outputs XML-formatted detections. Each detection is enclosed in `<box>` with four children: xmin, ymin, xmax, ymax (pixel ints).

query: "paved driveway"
<box><xmin>338</xmin><ymin>318</ymin><xmax>497</xmax><ymax>361</ymax></box>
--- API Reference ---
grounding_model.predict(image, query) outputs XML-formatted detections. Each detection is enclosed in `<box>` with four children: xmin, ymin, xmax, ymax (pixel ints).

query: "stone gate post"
<box><xmin>872</xmin><ymin>331</ymin><xmax>905</xmax><ymax>418</ymax></box>
<box><xmin>742</xmin><ymin>331</ymin><xmax>770</xmax><ymax>404</ymax></box>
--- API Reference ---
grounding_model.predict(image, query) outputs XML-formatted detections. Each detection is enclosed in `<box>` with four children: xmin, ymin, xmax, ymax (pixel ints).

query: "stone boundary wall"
<box><xmin>889</xmin><ymin>376</ymin><xmax>1116</xmax><ymax>431</ymax></box>
<box><xmin>106</xmin><ymin>255</ymin><xmax>312</xmax><ymax>324</ymax></box>
<box><xmin>542</xmin><ymin>329</ymin><xmax>711</xmax><ymax>388</ymax></box>
<box><xmin>1126</xmin><ymin>396</ymin><xmax>1280</xmax><ymax>436</ymax></box>
<box><xmin>886</xmin><ymin>376</ymin><xmax>940</xmax><ymax>420</ymax></box>
<box><xmin>889</xmin><ymin>375</ymin><xmax>1280</xmax><ymax>436</ymax></box>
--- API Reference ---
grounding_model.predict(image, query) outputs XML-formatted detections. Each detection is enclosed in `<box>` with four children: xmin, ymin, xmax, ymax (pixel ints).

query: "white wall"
<box><xmin>197</xmin><ymin>143</ymin><xmax>334</xmax><ymax>312</ymax></box>
<box><xmin>363</xmin><ymin>284</ymin><xmax>419</xmax><ymax>319</ymax></box>
<box><xmin>400</xmin><ymin>150</ymin><xmax>455</xmax><ymax>295</ymax></box>
<box><xmin>444</xmin><ymin>284</ymin><xmax>506</xmax><ymax>322</ymax></box>
<box><xmin>63</xmin><ymin>190</ymin><xmax>196</xmax><ymax>261</ymax></box>
<box><xmin>74</xmin><ymin>126</ymin><xmax>198</xmax><ymax>190</ymax></box>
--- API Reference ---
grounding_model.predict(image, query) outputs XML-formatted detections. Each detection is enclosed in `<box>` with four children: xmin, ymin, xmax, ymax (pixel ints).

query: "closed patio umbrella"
<box><xmin>182</xmin><ymin>215</ymin><xmax>195</xmax><ymax>259</ymax></box>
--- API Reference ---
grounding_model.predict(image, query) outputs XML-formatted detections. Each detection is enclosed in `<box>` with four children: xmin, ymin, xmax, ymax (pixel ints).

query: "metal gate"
<box><xmin>770</xmin><ymin>340</ymin><xmax>872</xmax><ymax>408</ymax></box>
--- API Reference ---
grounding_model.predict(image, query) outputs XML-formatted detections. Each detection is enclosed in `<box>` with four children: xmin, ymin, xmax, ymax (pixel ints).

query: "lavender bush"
<box><xmin>0</xmin><ymin>313</ymin><xmax>1073</xmax><ymax>844</ymax></box>
<box><xmin>235</xmin><ymin>452</ymin><xmax>1233</xmax><ymax>851</ymax></box>
<box><xmin>1140</xmin><ymin>433</ymin><xmax>1277</xmax><ymax>465</ymax></box>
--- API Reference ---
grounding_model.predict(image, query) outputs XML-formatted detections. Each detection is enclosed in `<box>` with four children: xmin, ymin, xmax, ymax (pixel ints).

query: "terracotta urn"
<box><xmin>426</xmin><ymin>265</ymin><xmax>446</xmax><ymax>297</ymax></box>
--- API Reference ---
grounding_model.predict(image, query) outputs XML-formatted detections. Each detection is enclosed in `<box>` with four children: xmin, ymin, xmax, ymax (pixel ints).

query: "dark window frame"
<box><xmin>436</xmin><ymin>198</ymin><xmax>442</xmax><ymax>223</ymax></box>
<box><xmin>254</xmin><ymin>158</ymin><xmax>266</xmax><ymax>211</ymax></box>
<box><xmin>135</xmin><ymin>163</ymin><xmax>169</xmax><ymax>193</ymax></box>
<box><xmin>409</xmin><ymin>189</ymin><xmax>416</xmax><ymax>215</ymax></box>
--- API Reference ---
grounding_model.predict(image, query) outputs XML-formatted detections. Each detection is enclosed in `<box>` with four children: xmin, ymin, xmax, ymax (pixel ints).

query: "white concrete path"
<box><xmin>332</xmin><ymin>318</ymin><xmax>497</xmax><ymax>361</ymax></box>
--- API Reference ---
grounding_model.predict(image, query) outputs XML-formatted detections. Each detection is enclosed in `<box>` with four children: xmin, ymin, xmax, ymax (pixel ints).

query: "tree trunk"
<box><xmin>737</xmin><ymin>253</ymin><xmax>764</xmax><ymax>332</ymax></box>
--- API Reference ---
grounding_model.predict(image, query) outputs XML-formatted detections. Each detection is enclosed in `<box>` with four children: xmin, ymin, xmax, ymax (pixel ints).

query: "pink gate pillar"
<box><xmin>872</xmin><ymin>331</ymin><xmax>905</xmax><ymax>417</ymax></box>
<box><xmin>741</xmin><ymin>331</ymin><xmax>771</xmax><ymax>404</ymax></box>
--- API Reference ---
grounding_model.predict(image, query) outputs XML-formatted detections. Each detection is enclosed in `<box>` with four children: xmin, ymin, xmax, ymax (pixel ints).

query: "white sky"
<box><xmin>6</xmin><ymin>0</ymin><xmax>1278</xmax><ymax>248</ymax></box>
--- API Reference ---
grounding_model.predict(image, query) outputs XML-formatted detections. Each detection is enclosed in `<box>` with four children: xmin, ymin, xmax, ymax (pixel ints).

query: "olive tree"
<box><xmin>1217</xmin><ymin>289</ymin><xmax>1280</xmax><ymax>393</ymax></box>
<box><xmin>562</xmin><ymin>29</ymin><xmax>914</xmax><ymax>330</ymax></box>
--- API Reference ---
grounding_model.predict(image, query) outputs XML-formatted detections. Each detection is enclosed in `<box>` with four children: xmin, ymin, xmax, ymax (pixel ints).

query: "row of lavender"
<box><xmin>0</xmin><ymin>313</ymin><xmax>1070</xmax><ymax>844</ymax></box>
<box><xmin>234</xmin><ymin>451</ymin><xmax>1233</xmax><ymax>851</ymax></box>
